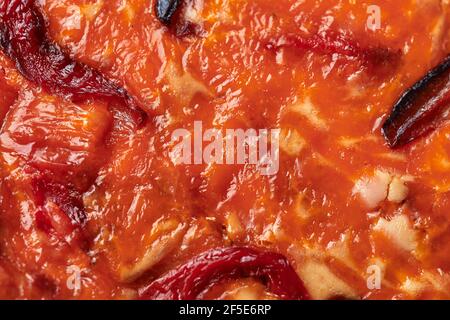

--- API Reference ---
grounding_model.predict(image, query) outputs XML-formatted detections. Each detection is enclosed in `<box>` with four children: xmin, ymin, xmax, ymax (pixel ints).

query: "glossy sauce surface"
<box><xmin>1</xmin><ymin>0</ymin><xmax>450</xmax><ymax>299</ymax></box>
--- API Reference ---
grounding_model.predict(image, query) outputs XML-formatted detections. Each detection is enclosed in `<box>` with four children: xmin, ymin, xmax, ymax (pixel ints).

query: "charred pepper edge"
<box><xmin>382</xmin><ymin>54</ymin><xmax>450</xmax><ymax>148</ymax></box>
<box><xmin>156</xmin><ymin>0</ymin><xmax>181</xmax><ymax>25</ymax></box>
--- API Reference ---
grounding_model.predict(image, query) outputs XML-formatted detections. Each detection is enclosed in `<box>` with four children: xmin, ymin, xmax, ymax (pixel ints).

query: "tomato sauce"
<box><xmin>0</xmin><ymin>0</ymin><xmax>450</xmax><ymax>299</ymax></box>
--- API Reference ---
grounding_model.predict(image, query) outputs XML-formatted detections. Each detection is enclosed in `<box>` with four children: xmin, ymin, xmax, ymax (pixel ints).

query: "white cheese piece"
<box><xmin>297</xmin><ymin>260</ymin><xmax>358</xmax><ymax>300</ymax></box>
<box><xmin>164</xmin><ymin>62</ymin><xmax>211</xmax><ymax>106</ymax></box>
<box><xmin>353</xmin><ymin>170</ymin><xmax>391</xmax><ymax>209</ymax></box>
<box><xmin>387</xmin><ymin>177</ymin><xmax>409</xmax><ymax>203</ymax></box>
<box><xmin>373</xmin><ymin>214</ymin><xmax>418</xmax><ymax>252</ymax></box>
<box><xmin>289</xmin><ymin>97</ymin><xmax>329</xmax><ymax>130</ymax></box>
<box><xmin>280</xmin><ymin>128</ymin><xmax>306</xmax><ymax>156</ymax></box>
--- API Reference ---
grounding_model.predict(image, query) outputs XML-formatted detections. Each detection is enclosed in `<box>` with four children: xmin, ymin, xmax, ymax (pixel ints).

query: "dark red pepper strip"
<box><xmin>0</xmin><ymin>0</ymin><xmax>146</xmax><ymax>126</ymax></box>
<box><xmin>268</xmin><ymin>32</ymin><xmax>401</xmax><ymax>68</ymax></box>
<box><xmin>139</xmin><ymin>247</ymin><xmax>310</xmax><ymax>300</ymax></box>
<box><xmin>382</xmin><ymin>55</ymin><xmax>450</xmax><ymax>148</ymax></box>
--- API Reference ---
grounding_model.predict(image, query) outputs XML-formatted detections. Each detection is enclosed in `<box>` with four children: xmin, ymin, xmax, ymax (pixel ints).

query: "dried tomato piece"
<box><xmin>382</xmin><ymin>55</ymin><xmax>450</xmax><ymax>147</ymax></box>
<box><xmin>139</xmin><ymin>247</ymin><xmax>310</xmax><ymax>300</ymax></box>
<box><xmin>0</xmin><ymin>0</ymin><xmax>146</xmax><ymax>126</ymax></box>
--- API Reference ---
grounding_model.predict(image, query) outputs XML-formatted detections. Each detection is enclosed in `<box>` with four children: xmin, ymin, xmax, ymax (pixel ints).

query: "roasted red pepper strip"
<box><xmin>31</xmin><ymin>173</ymin><xmax>86</xmax><ymax>227</ymax></box>
<box><xmin>382</xmin><ymin>55</ymin><xmax>450</xmax><ymax>147</ymax></box>
<box><xmin>0</xmin><ymin>0</ymin><xmax>146</xmax><ymax>126</ymax></box>
<box><xmin>268</xmin><ymin>32</ymin><xmax>401</xmax><ymax>68</ymax></box>
<box><xmin>139</xmin><ymin>247</ymin><xmax>310</xmax><ymax>300</ymax></box>
<box><xmin>27</xmin><ymin>166</ymin><xmax>88</xmax><ymax>247</ymax></box>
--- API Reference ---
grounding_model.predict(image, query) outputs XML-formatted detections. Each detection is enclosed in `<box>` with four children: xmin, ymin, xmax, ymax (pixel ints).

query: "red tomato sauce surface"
<box><xmin>0</xmin><ymin>0</ymin><xmax>450</xmax><ymax>299</ymax></box>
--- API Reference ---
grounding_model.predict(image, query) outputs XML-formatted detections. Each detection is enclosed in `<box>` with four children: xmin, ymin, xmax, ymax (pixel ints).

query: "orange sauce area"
<box><xmin>0</xmin><ymin>0</ymin><xmax>450</xmax><ymax>299</ymax></box>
